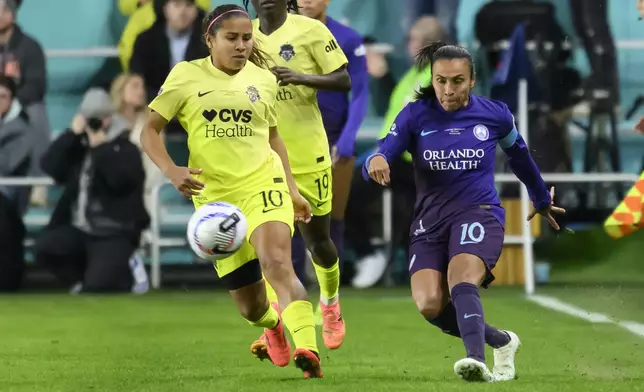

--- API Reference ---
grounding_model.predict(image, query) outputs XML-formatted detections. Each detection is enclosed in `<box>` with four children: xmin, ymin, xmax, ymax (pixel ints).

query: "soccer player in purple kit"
<box><xmin>365</xmin><ymin>42</ymin><xmax>565</xmax><ymax>382</ymax></box>
<box><xmin>296</xmin><ymin>0</ymin><xmax>369</xmax><ymax>294</ymax></box>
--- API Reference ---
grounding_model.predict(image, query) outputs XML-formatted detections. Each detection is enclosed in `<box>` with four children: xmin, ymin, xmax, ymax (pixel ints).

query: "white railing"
<box><xmin>1</xmin><ymin>169</ymin><xmax>639</xmax><ymax>293</ymax></box>
<box><xmin>41</xmin><ymin>40</ymin><xmax>644</xmax><ymax>59</ymax></box>
<box><xmin>146</xmin><ymin>181</ymin><xmax>393</xmax><ymax>289</ymax></box>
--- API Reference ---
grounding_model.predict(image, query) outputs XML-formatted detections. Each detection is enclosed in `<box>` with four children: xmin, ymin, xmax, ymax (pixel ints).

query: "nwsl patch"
<box><xmin>279</xmin><ymin>44</ymin><xmax>295</xmax><ymax>62</ymax></box>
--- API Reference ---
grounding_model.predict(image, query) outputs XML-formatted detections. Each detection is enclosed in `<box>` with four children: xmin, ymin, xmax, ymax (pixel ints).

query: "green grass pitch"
<box><xmin>1</xmin><ymin>288</ymin><xmax>643</xmax><ymax>391</ymax></box>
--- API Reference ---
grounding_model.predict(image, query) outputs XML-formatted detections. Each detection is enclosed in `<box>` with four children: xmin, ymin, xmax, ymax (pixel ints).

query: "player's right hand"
<box><xmin>292</xmin><ymin>192</ymin><xmax>312</xmax><ymax>224</ymax></box>
<box><xmin>166</xmin><ymin>165</ymin><xmax>205</xmax><ymax>199</ymax></box>
<box><xmin>367</xmin><ymin>155</ymin><xmax>390</xmax><ymax>186</ymax></box>
<box><xmin>527</xmin><ymin>186</ymin><xmax>566</xmax><ymax>230</ymax></box>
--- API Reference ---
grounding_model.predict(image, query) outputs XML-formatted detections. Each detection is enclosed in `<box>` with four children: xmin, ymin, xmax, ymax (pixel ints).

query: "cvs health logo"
<box><xmin>202</xmin><ymin>108</ymin><xmax>254</xmax><ymax>138</ymax></box>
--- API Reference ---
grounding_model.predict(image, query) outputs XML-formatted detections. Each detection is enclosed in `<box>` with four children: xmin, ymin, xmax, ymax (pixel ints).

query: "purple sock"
<box><xmin>291</xmin><ymin>230</ymin><xmax>307</xmax><ymax>285</ymax></box>
<box><xmin>451</xmin><ymin>282</ymin><xmax>486</xmax><ymax>362</ymax></box>
<box><xmin>426</xmin><ymin>301</ymin><xmax>461</xmax><ymax>338</ymax></box>
<box><xmin>427</xmin><ymin>301</ymin><xmax>511</xmax><ymax>348</ymax></box>
<box><xmin>330</xmin><ymin>219</ymin><xmax>345</xmax><ymax>271</ymax></box>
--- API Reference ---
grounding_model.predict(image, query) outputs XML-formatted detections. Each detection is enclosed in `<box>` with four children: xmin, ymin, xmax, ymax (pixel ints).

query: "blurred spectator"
<box><xmin>347</xmin><ymin>16</ymin><xmax>447</xmax><ymax>288</ymax></box>
<box><xmin>130</xmin><ymin>0</ymin><xmax>208</xmax><ymax>136</ymax></box>
<box><xmin>109</xmin><ymin>73</ymin><xmax>164</xmax><ymax>215</ymax></box>
<box><xmin>0</xmin><ymin>0</ymin><xmax>49</xmax><ymax>206</ymax></box>
<box><xmin>118</xmin><ymin>0</ymin><xmax>154</xmax><ymax>16</ymax></box>
<box><xmin>34</xmin><ymin>88</ymin><xmax>149</xmax><ymax>294</ymax></box>
<box><xmin>401</xmin><ymin>0</ymin><xmax>459</xmax><ymax>45</ymax></box>
<box><xmin>0</xmin><ymin>74</ymin><xmax>31</xmax><ymax>291</ymax></box>
<box><xmin>119</xmin><ymin>0</ymin><xmax>209</xmax><ymax>72</ymax></box>
<box><xmin>368</xmin><ymin>16</ymin><xmax>446</xmax><ymax>117</ymax></box>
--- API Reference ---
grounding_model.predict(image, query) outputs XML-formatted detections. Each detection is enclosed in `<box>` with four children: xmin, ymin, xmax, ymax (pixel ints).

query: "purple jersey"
<box><xmin>317</xmin><ymin>16</ymin><xmax>368</xmax><ymax>156</ymax></box>
<box><xmin>363</xmin><ymin>95</ymin><xmax>551</xmax><ymax>232</ymax></box>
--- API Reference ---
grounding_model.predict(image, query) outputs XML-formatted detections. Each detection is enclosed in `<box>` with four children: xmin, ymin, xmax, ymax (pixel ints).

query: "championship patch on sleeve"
<box><xmin>389</xmin><ymin>123</ymin><xmax>398</xmax><ymax>136</ymax></box>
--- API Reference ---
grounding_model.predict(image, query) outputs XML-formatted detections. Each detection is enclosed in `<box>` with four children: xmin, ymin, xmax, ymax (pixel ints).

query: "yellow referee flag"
<box><xmin>604</xmin><ymin>171</ymin><xmax>644</xmax><ymax>239</ymax></box>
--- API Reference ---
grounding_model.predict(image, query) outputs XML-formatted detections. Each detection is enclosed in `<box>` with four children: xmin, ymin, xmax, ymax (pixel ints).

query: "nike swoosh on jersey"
<box><xmin>420</xmin><ymin>130</ymin><xmax>439</xmax><ymax>136</ymax></box>
<box><xmin>317</xmin><ymin>200</ymin><xmax>328</xmax><ymax>207</ymax></box>
<box><xmin>198</xmin><ymin>90</ymin><xmax>214</xmax><ymax>97</ymax></box>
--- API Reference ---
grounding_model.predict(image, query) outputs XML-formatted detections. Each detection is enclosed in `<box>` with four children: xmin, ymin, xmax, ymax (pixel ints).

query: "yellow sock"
<box><xmin>313</xmin><ymin>259</ymin><xmax>340</xmax><ymax>303</ymax></box>
<box><xmin>263</xmin><ymin>277</ymin><xmax>279</xmax><ymax>304</ymax></box>
<box><xmin>281</xmin><ymin>300</ymin><xmax>318</xmax><ymax>353</ymax></box>
<box><xmin>247</xmin><ymin>304</ymin><xmax>279</xmax><ymax>330</ymax></box>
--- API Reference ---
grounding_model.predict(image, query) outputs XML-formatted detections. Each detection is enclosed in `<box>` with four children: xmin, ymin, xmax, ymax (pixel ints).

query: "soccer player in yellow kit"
<box><xmin>140</xmin><ymin>4</ymin><xmax>323</xmax><ymax>378</ymax></box>
<box><xmin>244</xmin><ymin>0</ymin><xmax>351</xmax><ymax>352</ymax></box>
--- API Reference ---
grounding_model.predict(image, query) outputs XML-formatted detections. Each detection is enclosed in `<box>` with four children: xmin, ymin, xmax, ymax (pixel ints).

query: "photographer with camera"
<box><xmin>34</xmin><ymin>88</ymin><xmax>149</xmax><ymax>293</ymax></box>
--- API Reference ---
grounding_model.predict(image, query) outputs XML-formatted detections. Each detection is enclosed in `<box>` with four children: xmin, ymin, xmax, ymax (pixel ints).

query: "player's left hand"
<box><xmin>292</xmin><ymin>192</ymin><xmax>312</xmax><ymax>224</ymax></box>
<box><xmin>527</xmin><ymin>186</ymin><xmax>566</xmax><ymax>230</ymax></box>
<box><xmin>271</xmin><ymin>66</ymin><xmax>306</xmax><ymax>86</ymax></box>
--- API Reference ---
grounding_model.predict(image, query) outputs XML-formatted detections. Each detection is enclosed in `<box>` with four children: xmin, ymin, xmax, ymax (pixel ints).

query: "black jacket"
<box><xmin>3</xmin><ymin>25</ymin><xmax>46</xmax><ymax>106</ymax></box>
<box><xmin>40</xmin><ymin>130</ymin><xmax>150</xmax><ymax>235</ymax></box>
<box><xmin>129</xmin><ymin>8</ymin><xmax>209</xmax><ymax>102</ymax></box>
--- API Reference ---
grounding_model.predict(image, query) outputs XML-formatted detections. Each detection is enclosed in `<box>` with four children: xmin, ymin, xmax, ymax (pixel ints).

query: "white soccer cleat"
<box><xmin>493</xmin><ymin>330</ymin><xmax>521</xmax><ymax>381</ymax></box>
<box><xmin>351</xmin><ymin>251</ymin><xmax>387</xmax><ymax>289</ymax></box>
<box><xmin>454</xmin><ymin>358</ymin><xmax>495</xmax><ymax>382</ymax></box>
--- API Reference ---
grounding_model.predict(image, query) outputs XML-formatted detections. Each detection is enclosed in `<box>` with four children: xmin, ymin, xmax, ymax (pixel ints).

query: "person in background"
<box><xmin>295</xmin><ymin>0</ymin><xmax>368</xmax><ymax>286</ymax></box>
<box><xmin>34</xmin><ymin>88</ymin><xmax>149</xmax><ymax>294</ymax></box>
<box><xmin>0</xmin><ymin>0</ymin><xmax>49</xmax><ymax>206</ymax></box>
<box><xmin>128</xmin><ymin>0</ymin><xmax>208</xmax><ymax>101</ymax></box>
<box><xmin>346</xmin><ymin>16</ymin><xmax>447</xmax><ymax>288</ymax></box>
<box><xmin>0</xmin><ymin>74</ymin><xmax>32</xmax><ymax>292</ymax></box>
<box><xmin>401</xmin><ymin>0</ymin><xmax>459</xmax><ymax>46</ymax></box>
<box><xmin>118</xmin><ymin>0</ymin><xmax>210</xmax><ymax>71</ymax></box>
<box><xmin>119</xmin><ymin>0</ymin><xmax>155</xmax><ymax>16</ymax></box>
<box><xmin>110</xmin><ymin>73</ymin><xmax>164</xmax><ymax>216</ymax></box>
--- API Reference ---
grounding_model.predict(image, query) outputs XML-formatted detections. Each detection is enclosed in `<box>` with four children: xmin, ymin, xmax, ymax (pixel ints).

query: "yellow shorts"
<box><xmin>194</xmin><ymin>188</ymin><xmax>295</xmax><ymax>278</ymax></box>
<box><xmin>293</xmin><ymin>166</ymin><xmax>333</xmax><ymax>216</ymax></box>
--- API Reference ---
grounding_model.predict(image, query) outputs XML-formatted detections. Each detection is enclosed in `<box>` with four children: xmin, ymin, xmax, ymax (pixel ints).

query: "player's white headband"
<box><xmin>207</xmin><ymin>10</ymin><xmax>250</xmax><ymax>33</ymax></box>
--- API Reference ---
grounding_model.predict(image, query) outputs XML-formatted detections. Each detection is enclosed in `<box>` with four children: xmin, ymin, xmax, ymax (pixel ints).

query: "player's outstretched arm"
<box><xmin>335</xmin><ymin>40</ymin><xmax>369</xmax><ymax>160</ymax></box>
<box><xmin>500</xmin><ymin>128</ymin><xmax>565</xmax><ymax>229</ymax></box>
<box><xmin>141</xmin><ymin>110</ymin><xmax>204</xmax><ymax>199</ymax></box>
<box><xmin>268</xmin><ymin>126</ymin><xmax>312</xmax><ymax>223</ymax></box>
<box><xmin>362</xmin><ymin>106</ymin><xmax>414</xmax><ymax>183</ymax></box>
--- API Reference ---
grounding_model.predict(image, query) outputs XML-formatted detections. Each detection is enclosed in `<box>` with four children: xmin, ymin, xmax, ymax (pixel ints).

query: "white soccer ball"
<box><xmin>186</xmin><ymin>202</ymin><xmax>248</xmax><ymax>261</ymax></box>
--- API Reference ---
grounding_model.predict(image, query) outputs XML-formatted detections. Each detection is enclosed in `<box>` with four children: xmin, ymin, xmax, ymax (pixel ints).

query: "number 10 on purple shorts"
<box><xmin>408</xmin><ymin>208</ymin><xmax>504</xmax><ymax>288</ymax></box>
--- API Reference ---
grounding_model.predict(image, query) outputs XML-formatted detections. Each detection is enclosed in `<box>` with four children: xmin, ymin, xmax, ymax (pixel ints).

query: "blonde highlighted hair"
<box><xmin>109</xmin><ymin>73</ymin><xmax>146</xmax><ymax>113</ymax></box>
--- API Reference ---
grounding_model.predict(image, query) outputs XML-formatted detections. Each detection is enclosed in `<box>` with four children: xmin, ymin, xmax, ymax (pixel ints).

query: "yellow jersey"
<box><xmin>149</xmin><ymin>58</ymin><xmax>288</xmax><ymax>203</ymax></box>
<box><xmin>252</xmin><ymin>14</ymin><xmax>348</xmax><ymax>174</ymax></box>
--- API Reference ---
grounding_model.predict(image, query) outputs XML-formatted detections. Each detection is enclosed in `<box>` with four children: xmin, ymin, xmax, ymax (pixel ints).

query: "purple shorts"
<box><xmin>408</xmin><ymin>207</ymin><xmax>504</xmax><ymax>288</ymax></box>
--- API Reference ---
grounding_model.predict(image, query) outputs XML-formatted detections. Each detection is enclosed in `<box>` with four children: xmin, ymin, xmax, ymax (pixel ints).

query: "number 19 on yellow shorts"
<box><xmin>293</xmin><ymin>167</ymin><xmax>333</xmax><ymax>217</ymax></box>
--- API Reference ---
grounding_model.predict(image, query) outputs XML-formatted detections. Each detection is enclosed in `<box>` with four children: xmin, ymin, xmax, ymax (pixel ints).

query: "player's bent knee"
<box><xmin>259</xmin><ymin>246</ymin><xmax>297</xmax><ymax>284</ymax></box>
<box><xmin>414</xmin><ymin>292</ymin><xmax>447</xmax><ymax>320</ymax></box>
<box><xmin>447</xmin><ymin>253</ymin><xmax>487</xmax><ymax>288</ymax></box>
<box><xmin>308</xmin><ymin>238</ymin><xmax>338</xmax><ymax>265</ymax></box>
